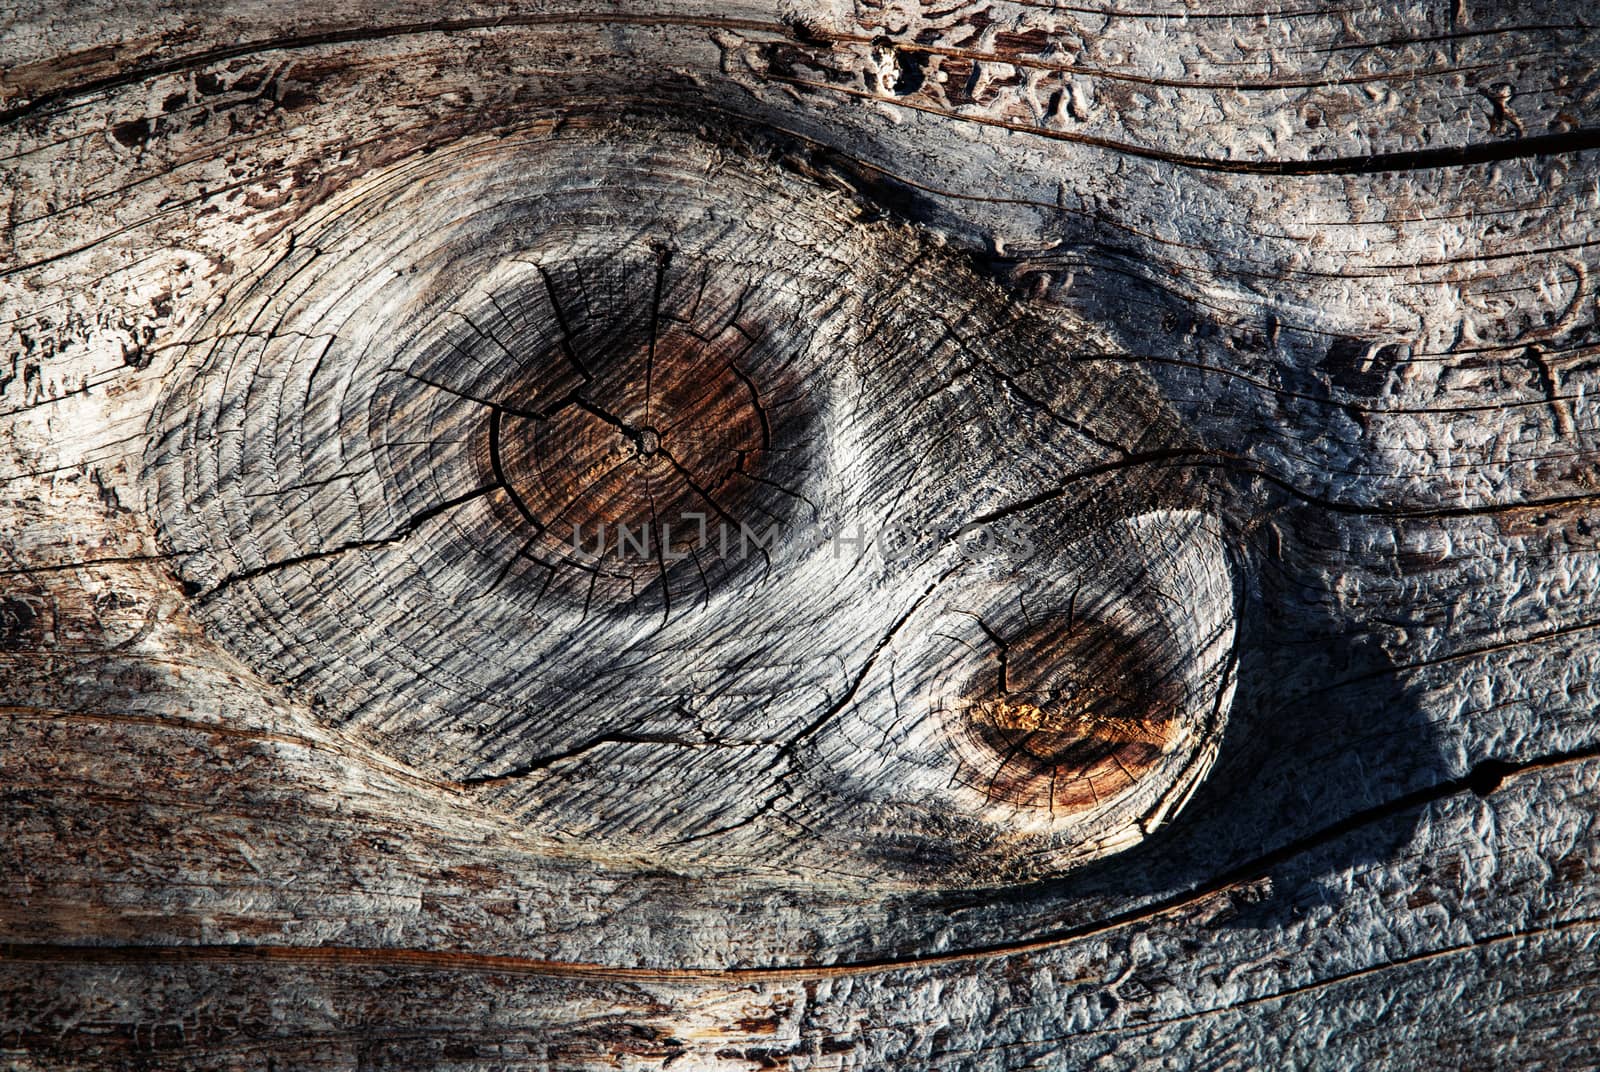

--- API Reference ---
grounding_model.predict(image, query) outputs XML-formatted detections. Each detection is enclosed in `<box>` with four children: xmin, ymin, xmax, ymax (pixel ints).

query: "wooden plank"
<box><xmin>3</xmin><ymin>0</ymin><xmax>1598</xmax><ymax>1065</ymax></box>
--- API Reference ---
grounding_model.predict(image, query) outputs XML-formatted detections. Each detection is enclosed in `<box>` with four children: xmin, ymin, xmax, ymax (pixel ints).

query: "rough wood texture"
<box><xmin>3</xmin><ymin>0</ymin><xmax>1599</xmax><ymax>1068</ymax></box>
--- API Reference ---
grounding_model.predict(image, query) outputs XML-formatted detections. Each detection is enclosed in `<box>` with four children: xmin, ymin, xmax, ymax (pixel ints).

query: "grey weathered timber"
<box><xmin>2</xmin><ymin>1</ymin><xmax>1599</xmax><ymax>1068</ymax></box>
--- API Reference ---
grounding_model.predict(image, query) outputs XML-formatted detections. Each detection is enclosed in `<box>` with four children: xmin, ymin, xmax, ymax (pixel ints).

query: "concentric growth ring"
<box><xmin>141</xmin><ymin>123</ymin><xmax>906</xmax><ymax>810</ymax></box>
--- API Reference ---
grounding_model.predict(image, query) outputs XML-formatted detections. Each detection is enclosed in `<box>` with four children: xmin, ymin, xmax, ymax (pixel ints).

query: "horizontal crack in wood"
<box><xmin>6</xmin><ymin>744</ymin><xmax>1593</xmax><ymax>981</ymax></box>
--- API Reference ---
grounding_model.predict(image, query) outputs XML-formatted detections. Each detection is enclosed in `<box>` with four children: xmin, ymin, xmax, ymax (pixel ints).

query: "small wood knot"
<box><xmin>953</xmin><ymin>615</ymin><xmax>1181</xmax><ymax>812</ymax></box>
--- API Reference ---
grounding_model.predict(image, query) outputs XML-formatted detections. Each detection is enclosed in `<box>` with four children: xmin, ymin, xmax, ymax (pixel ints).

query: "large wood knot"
<box><xmin>429</xmin><ymin>252</ymin><xmax>820</xmax><ymax>608</ymax></box>
<box><xmin>142</xmin><ymin>121</ymin><xmax>1234</xmax><ymax>883</ymax></box>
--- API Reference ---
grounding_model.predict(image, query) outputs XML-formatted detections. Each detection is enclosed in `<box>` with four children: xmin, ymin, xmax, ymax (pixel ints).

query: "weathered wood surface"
<box><xmin>3</xmin><ymin>0</ymin><xmax>1600</xmax><ymax>1067</ymax></box>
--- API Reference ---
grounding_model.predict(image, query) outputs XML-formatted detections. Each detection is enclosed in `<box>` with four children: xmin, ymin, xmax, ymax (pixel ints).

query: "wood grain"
<box><xmin>3</xmin><ymin>0</ymin><xmax>1599</xmax><ymax>1067</ymax></box>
